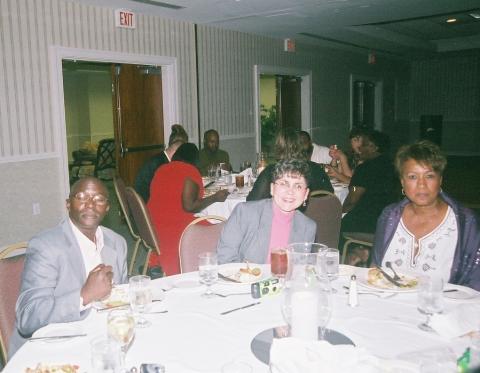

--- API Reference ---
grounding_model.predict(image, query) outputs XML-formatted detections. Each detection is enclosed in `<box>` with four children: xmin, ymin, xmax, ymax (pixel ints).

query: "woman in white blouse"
<box><xmin>372</xmin><ymin>140</ymin><xmax>480</xmax><ymax>290</ymax></box>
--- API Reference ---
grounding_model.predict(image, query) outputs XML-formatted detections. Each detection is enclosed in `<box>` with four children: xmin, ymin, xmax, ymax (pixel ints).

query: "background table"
<box><xmin>5</xmin><ymin>265</ymin><xmax>477</xmax><ymax>373</ymax></box>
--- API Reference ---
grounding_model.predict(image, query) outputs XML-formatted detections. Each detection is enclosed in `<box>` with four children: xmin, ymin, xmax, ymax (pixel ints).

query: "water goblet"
<box><xmin>129</xmin><ymin>275</ymin><xmax>153</xmax><ymax>328</ymax></box>
<box><xmin>107</xmin><ymin>309</ymin><xmax>135</xmax><ymax>356</ymax></box>
<box><xmin>91</xmin><ymin>336</ymin><xmax>124</xmax><ymax>373</ymax></box>
<box><xmin>198</xmin><ymin>252</ymin><xmax>218</xmax><ymax>298</ymax></box>
<box><xmin>417</xmin><ymin>276</ymin><xmax>444</xmax><ymax>331</ymax></box>
<box><xmin>323</xmin><ymin>248</ymin><xmax>339</xmax><ymax>293</ymax></box>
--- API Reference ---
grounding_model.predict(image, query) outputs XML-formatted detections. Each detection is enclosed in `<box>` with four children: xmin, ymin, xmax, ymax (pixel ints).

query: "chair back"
<box><xmin>94</xmin><ymin>138</ymin><xmax>116</xmax><ymax>179</ymax></box>
<box><xmin>125</xmin><ymin>187</ymin><xmax>160</xmax><ymax>274</ymax></box>
<box><xmin>304</xmin><ymin>190</ymin><xmax>342</xmax><ymax>248</ymax></box>
<box><xmin>179</xmin><ymin>216</ymin><xmax>226</xmax><ymax>273</ymax></box>
<box><xmin>0</xmin><ymin>242</ymin><xmax>27</xmax><ymax>364</ymax></box>
<box><xmin>113</xmin><ymin>176</ymin><xmax>142</xmax><ymax>275</ymax></box>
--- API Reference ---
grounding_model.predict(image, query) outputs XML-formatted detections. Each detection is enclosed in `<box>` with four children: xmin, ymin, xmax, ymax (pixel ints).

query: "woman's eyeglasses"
<box><xmin>274</xmin><ymin>180</ymin><xmax>307</xmax><ymax>192</ymax></box>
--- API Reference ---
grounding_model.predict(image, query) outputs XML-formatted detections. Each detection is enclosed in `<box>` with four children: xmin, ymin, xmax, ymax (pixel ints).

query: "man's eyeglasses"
<box><xmin>72</xmin><ymin>192</ymin><xmax>109</xmax><ymax>205</ymax></box>
<box><xmin>274</xmin><ymin>180</ymin><xmax>307</xmax><ymax>192</ymax></box>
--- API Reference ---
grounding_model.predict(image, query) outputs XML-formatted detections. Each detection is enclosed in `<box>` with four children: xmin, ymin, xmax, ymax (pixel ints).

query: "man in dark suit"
<box><xmin>9</xmin><ymin>177</ymin><xmax>127</xmax><ymax>358</ymax></box>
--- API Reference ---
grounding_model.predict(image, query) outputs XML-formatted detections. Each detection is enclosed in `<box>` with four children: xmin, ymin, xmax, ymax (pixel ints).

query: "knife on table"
<box><xmin>218</xmin><ymin>273</ymin><xmax>242</xmax><ymax>283</ymax></box>
<box><xmin>28</xmin><ymin>334</ymin><xmax>87</xmax><ymax>341</ymax></box>
<box><xmin>376</xmin><ymin>266</ymin><xmax>404</xmax><ymax>287</ymax></box>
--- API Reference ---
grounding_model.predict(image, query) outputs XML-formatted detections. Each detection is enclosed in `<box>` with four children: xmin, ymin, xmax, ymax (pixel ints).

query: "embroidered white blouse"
<box><xmin>382</xmin><ymin>206</ymin><xmax>458</xmax><ymax>283</ymax></box>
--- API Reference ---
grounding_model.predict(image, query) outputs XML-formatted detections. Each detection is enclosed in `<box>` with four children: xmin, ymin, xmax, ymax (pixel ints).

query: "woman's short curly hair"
<box><xmin>395</xmin><ymin>140</ymin><xmax>447</xmax><ymax>176</ymax></box>
<box><xmin>272</xmin><ymin>159</ymin><xmax>311</xmax><ymax>187</ymax></box>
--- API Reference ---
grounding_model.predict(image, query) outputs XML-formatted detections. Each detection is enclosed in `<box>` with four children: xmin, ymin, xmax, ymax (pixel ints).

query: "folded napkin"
<box><xmin>430</xmin><ymin>304</ymin><xmax>480</xmax><ymax>338</ymax></box>
<box><xmin>270</xmin><ymin>338</ymin><xmax>410</xmax><ymax>373</ymax></box>
<box><xmin>239</xmin><ymin>167</ymin><xmax>252</xmax><ymax>177</ymax></box>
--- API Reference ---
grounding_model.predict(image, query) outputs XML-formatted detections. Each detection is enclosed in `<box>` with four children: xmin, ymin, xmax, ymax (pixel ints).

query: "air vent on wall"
<box><xmin>131</xmin><ymin>0</ymin><xmax>184</xmax><ymax>10</ymax></box>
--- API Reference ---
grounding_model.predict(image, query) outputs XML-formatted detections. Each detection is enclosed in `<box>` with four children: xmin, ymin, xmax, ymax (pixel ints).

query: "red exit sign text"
<box><xmin>115</xmin><ymin>9</ymin><xmax>136</xmax><ymax>29</ymax></box>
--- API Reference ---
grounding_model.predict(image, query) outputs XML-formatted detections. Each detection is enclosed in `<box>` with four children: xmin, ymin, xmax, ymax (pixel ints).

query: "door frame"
<box><xmin>253</xmin><ymin>65</ymin><xmax>312</xmax><ymax>153</ymax></box>
<box><xmin>49</xmin><ymin>46</ymin><xmax>179</xmax><ymax>196</ymax></box>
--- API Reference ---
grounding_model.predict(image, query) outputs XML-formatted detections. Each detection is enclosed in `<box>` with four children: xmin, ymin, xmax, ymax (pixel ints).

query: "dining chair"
<box><xmin>94</xmin><ymin>138</ymin><xmax>116</xmax><ymax>180</ymax></box>
<box><xmin>178</xmin><ymin>216</ymin><xmax>226</xmax><ymax>273</ymax></box>
<box><xmin>0</xmin><ymin>241</ymin><xmax>28</xmax><ymax>366</ymax></box>
<box><xmin>341</xmin><ymin>232</ymin><xmax>375</xmax><ymax>264</ymax></box>
<box><xmin>304</xmin><ymin>190</ymin><xmax>342</xmax><ymax>249</ymax></box>
<box><xmin>124</xmin><ymin>187</ymin><xmax>161</xmax><ymax>276</ymax></box>
<box><xmin>113</xmin><ymin>176</ymin><xmax>142</xmax><ymax>276</ymax></box>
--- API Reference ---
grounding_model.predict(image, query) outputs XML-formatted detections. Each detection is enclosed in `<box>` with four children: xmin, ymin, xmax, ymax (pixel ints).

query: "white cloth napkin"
<box><xmin>430</xmin><ymin>304</ymin><xmax>480</xmax><ymax>338</ymax></box>
<box><xmin>269</xmin><ymin>338</ymin><xmax>414</xmax><ymax>373</ymax></box>
<box><xmin>239</xmin><ymin>167</ymin><xmax>252</xmax><ymax>177</ymax></box>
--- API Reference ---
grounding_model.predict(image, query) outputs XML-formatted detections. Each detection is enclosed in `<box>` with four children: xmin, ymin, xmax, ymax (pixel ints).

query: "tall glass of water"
<box><xmin>417</xmin><ymin>276</ymin><xmax>444</xmax><ymax>331</ymax></box>
<box><xmin>129</xmin><ymin>275</ymin><xmax>152</xmax><ymax>328</ymax></box>
<box><xmin>198</xmin><ymin>252</ymin><xmax>218</xmax><ymax>298</ymax></box>
<box><xmin>323</xmin><ymin>248</ymin><xmax>339</xmax><ymax>292</ymax></box>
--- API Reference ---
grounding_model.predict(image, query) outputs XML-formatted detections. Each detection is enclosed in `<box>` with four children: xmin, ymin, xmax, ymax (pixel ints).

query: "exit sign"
<box><xmin>115</xmin><ymin>9</ymin><xmax>136</xmax><ymax>29</ymax></box>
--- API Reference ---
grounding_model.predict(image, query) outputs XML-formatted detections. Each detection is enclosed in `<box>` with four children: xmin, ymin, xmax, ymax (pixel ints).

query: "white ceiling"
<box><xmin>73</xmin><ymin>0</ymin><xmax>480</xmax><ymax>58</ymax></box>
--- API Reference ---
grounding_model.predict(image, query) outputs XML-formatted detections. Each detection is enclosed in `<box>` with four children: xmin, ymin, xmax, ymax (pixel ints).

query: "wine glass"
<box><xmin>107</xmin><ymin>309</ymin><xmax>135</xmax><ymax>355</ymax></box>
<box><xmin>129</xmin><ymin>275</ymin><xmax>153</xmax><ymax>328</ymax></box>
<box><xmin>198</xmin><ymin>252</ymin><xmax>218</xmax><ymax>298</ymax></box>
<box><xmin>417</xmin><ymin>276</ymin><xmax>444</xmax><ymax>331</ymax></box>
<box><xmin>322</xmin><ymin>248</ymin><xmax>339</xmax><ymax>293</ymax></box>
<box><xmin>90</xmin><ymin>336</ymin><xmax>124</xmax><ymax>373</ymax></box>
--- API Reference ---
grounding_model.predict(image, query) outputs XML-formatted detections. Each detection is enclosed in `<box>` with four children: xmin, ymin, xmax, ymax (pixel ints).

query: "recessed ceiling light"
<box><xmin>446</xmin><ymin>18</ymin><xmax>457</xmax><ymax>23</ymax></box>
<box><xmin>469</xmin><ymin>12</ymin><xmax>480</xmax><ymax>19</ymax></box>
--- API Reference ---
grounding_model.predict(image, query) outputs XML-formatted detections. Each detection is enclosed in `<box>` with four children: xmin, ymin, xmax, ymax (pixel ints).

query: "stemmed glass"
<box><xmin>107</xmin><ymin>309</ymin><xmax>135</xmax><ymax>360</ymax></box>
<box><xmin>417</xmin><ymin>276</ymin><xmax>444</xmax><ymax>331</ymax></box>
<box><xmin>129</xmin><ymin>275</ymin><xmax>153</xmax><ymax>328</ymax></box>
<box><xmin>322</xmin><ymin>248</ymin><xmax>340</xmax><ymax>293</ymax></box>
<box><xmin>198</xmin><ymin>252</ymin><xmax>218</xmax><ymax>298</ymax></box>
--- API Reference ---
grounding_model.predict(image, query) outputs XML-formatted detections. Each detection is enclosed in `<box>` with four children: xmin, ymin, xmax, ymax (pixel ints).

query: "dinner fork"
<box><xmin>385</xmin><ymin>261</ymin><xmax>401</xmax><ymax>281</ymax></box>
<box><xmin>214</xmin><ymin>292</ymin><xmax>251</xmax><ymax>298</ymax></box>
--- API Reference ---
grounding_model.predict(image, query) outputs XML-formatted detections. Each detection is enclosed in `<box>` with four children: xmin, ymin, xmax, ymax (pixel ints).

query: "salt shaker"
<box><xmin>348</xmin><ymin>274</ymin><xmax>358</xmax><ymax>307</ymax></box>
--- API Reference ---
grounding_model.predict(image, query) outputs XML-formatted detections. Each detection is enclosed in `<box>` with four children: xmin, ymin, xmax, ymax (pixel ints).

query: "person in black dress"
<box><xmin>247</xmin><ymin>128</ymin><xmax>333</xmax><ymax>201</ymax></box>
<box><xmin>341</xmin><ymin>129</ymin><xmax>398</xmax><ymax>235</ymax></box>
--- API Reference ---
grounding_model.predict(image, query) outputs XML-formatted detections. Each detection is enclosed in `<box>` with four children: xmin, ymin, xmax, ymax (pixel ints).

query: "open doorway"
<box><xmin>254</xmin><ymin>65</ymin><xmax>312</xmax><ymax>158</ymax></box>
<box><xmin>63</xmin><ymin>60</ymin><xmax>166</xmax><ymax>187</ymax></box>
<box><xmin>49</xmin><ymin>46</ymin><xmax>179</xmax><ymax>197</ymax></box>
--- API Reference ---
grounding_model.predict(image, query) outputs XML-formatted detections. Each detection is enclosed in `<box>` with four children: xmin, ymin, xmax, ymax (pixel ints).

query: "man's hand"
<box><xmin>80</xmin><ymin>264</ymin><xmax>113</xmax><ymax>305</ymax></box>
<box><xmin>214</xmin><ymin>189</ymin><xmax>229</xmax><ymax>202</ymax></box>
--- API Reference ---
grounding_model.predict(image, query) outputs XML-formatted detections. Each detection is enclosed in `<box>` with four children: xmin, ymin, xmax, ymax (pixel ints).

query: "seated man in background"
<box><xmin>198</xmin><ymin>129</ymin><xmax>232</xmax><ymax>175</ymax></box>
<box><xmin>298</xmin><ymin>130</ymin><xmax>333</xmax><ymax>165</ymax></box>
<box><xmin>134</xmin><ymin>124</ymin><xmax>188</xmax><ymax>202</ymax></box>
<box><xmin>9</xmin><ymin>177</ymin><xmax>127</xmax><ymax>358</ymax></box>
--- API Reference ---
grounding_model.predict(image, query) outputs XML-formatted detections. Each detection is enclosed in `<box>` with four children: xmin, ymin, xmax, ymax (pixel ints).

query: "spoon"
<box><xmin>385</xmin><ymin>261</ymin><xmax>401</xmax><ymax>281</ymax></box>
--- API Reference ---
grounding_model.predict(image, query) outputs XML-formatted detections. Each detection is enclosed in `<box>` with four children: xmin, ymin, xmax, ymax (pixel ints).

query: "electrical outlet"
<box><xmin>32</xmin><ymin>202</ymin><xmax>41</xmax><ymax>215</ymax></box>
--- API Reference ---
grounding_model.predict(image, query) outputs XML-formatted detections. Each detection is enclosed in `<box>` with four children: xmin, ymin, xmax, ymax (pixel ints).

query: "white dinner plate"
<box><xmin>173</xmin><ymin>278</ymin><xmax>202</xmax><ymax>289</ymax></box>
<box><xmin>218</xmin><ymin>263</ymin><xmax>266</xmax><ymax>284</ymax></box>
<box><xmin>444</xmin><ymin>284</ymin><xmax>479</xmax><ymax>300</ymax></box>
<box><xmin>92</xmin><ymin>284</ymin><xmax>129</xmax><ymax>311</ymax></box>
<box><xmin>33</xmin><ymin>324</ymin><xmax>83</xmax><ymax>344</ymax></box>
<box><xmin>358</xmin><ymin>269</ymin><xmax>419</xmax><ymax>293</ymax></box>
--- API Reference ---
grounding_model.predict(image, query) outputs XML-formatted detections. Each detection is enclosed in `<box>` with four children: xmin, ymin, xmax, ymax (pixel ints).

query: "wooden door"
<box><xmin>276</xmin><ymin>75</ymin><xmax>301</xmax><ymax>131</ymax></box>
<box><xmin>112</xmin><ymin>64</ymin><xmax>165</xmax><ymax>186</ymax></box>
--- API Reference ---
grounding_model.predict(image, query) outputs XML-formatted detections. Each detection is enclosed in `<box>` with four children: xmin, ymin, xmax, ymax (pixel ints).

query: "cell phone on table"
<box><xmin>140</xmin><ymin>363</ymin><xmax>165</xmax><ymax>373</ymax></box>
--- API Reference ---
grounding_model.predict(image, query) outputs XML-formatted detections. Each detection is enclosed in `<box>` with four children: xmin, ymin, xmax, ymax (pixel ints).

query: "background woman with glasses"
<box><xmin>217</xmin><ymin>159</ymin><xmax>316</xmax><ymax>264</ymax></box>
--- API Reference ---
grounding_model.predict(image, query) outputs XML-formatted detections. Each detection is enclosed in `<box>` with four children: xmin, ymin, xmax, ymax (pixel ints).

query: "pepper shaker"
<box><xmin>348</xmin><ymin>274</ymin><xmax>358</xmax><ymax>307</ymax></box>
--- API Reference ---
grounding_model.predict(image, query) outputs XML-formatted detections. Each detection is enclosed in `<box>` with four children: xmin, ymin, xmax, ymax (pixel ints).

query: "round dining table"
<box><xmin>4</xmin><ymin>265</ymin><xmax>478</xmax><ymax>372</ymax></box>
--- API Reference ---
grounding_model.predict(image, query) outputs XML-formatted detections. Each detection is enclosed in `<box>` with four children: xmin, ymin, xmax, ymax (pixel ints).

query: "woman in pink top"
<box><xmin>217</xmin><ymin>159</ymin><xmax>316</xmax><ymax>264</ymax></box>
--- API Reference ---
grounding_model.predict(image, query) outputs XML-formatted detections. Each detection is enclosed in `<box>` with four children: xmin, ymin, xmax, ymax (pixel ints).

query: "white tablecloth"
<box><xmin>5</xmin><ymin>266</ymin><xmax>478</xmax><ymax>372</ymax></box>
